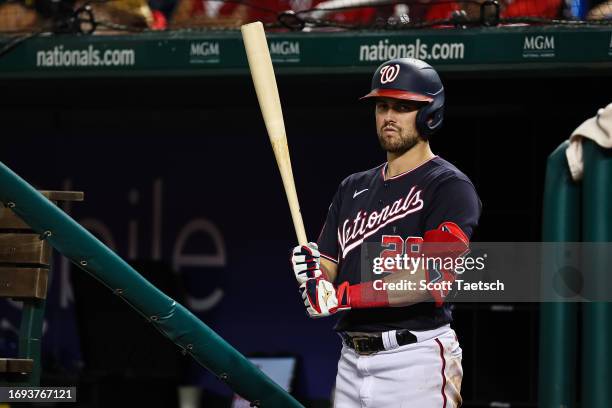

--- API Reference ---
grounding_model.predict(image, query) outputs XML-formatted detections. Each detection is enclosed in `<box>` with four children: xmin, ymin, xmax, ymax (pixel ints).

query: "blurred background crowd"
<box><xmin>0</xmin><ymin>0</ymin><xmax>611</xmax><ymax>34</ymax></box>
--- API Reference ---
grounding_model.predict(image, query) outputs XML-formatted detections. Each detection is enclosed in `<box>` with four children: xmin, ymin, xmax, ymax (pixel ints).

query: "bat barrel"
<box><xmin>241</xmin><ymin>22</ymin><xmax>308</xmax><ymax>246</ymax></box>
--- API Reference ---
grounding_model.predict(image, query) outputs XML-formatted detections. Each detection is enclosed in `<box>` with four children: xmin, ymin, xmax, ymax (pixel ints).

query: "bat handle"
<box><xmin>293</xmin><ymin>215</ymin><xmax>308</xmax><ymax>247</ymax></box>
<box><xmin>279</xmin><ymin>167</ymin><xmax>308</xmax><ymax>246</ymax></box>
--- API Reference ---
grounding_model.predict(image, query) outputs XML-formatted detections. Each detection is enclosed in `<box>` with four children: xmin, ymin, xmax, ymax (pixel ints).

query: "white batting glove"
<box><xmin>291</xmin><ymin>242</ymin><xmax>323</xmax><ymax>285</ymax></box>
<box><xmin>299</xmin><ymin>278</ymin><xmax>351</xmax><ymax>319</ymax></box>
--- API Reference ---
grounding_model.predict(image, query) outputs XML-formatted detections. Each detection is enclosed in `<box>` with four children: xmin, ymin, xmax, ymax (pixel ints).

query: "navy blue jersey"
<box><xmin>317</xmin><ymin>156</ymin><xmax>481</xmax><ymax>332</ymax></box>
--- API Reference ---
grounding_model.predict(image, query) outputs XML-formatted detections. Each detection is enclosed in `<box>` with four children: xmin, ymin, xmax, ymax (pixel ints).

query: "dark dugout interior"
<box><xmin>1</xmin><ymin>69</ymin><xmax>610</xmax><ymax>407</ymax></box>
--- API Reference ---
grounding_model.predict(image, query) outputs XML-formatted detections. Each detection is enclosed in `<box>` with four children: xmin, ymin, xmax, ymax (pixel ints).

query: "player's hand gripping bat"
<box><xmin>241</xmin><ymin>21</ymin><xmax>308</xmax><ymax>246</ymax></box>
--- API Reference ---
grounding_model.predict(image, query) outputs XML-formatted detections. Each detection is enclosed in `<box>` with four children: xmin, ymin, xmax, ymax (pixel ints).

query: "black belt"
<box><xmin>340</xmin><ymin>329</ymin><xmax>418</xmax><ymax>355</ymax></box>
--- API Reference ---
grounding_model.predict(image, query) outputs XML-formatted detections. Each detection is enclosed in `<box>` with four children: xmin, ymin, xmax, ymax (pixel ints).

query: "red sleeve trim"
<box><xmin>348</xmin><ymin>281</ymin><xmax>390</xmax><ymax>309</ymax></box>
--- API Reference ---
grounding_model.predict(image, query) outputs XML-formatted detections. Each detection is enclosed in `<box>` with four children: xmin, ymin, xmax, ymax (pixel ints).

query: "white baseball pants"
<box><xmin>333</xmin><ymin>325</ymin><xmax>463</xmax><ymax>408</ymax></box>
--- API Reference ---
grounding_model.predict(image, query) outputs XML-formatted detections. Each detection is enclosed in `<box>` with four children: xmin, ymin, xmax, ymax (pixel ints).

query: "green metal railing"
<box><xmin>539</xmin><ymin>140</ymin><xmax>612</xmax><ymax>408</ymax></box>
<box><xmin>539</xmin><ymin>141</ymin><xmax>579</xmax><ymax>407</ymax></box>
<box><xmin>0</xmin><ymin>160</ymin><xmax>303</xmax><ymax>408</ymax></box>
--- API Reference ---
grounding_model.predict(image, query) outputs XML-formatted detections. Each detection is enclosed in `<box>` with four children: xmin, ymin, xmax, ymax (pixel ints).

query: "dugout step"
<box><xmin>0</xmin><ymin>190</ymin><xmax>83</xmax><ymax>386</ymax></box>
<box><xmin>0</xmin><ymin>267</ymin><xmax>48</xmax><ymax>299</ymax></box>
<box><xmin>0</xmin><ymin>358</ymin><xmax>34</xmax><ymax>374</ymax></box>
<box><xmin>0</xmin><ymin>234</ymin><xmax>52</xmax><ymax>266</ymax></box>
<box><xmin>0</xmin><ymin>190</ymin><xmax>83</xmax><ymax>227</ymax></box>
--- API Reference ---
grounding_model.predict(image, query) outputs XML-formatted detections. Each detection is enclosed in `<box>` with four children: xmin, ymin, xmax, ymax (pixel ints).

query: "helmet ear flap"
<box><xmin>416</xmin><ymin>98</ymin><xmax>444</xmax><ymax>139</ymax></box>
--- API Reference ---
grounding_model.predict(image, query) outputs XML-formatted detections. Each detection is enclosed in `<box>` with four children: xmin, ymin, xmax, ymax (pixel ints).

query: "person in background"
<box><xmin>425</xmin><ymin>0</ymin><xmax>564</xmax><ymax>21</ymax></box>
<box><xmin>587</xmin><ymin>0</ymin><xmax>612</xmax><ymax>19</ymax></box>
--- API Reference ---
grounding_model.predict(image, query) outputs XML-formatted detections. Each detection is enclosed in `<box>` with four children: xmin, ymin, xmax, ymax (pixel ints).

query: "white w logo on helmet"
<box><xmin>380</xmin><ymin>64</ymin><xmax>400</xmax><ymax>84</ymax></box>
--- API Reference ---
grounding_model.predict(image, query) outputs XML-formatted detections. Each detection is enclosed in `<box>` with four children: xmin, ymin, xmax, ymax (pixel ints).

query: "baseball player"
<box><xmin>291</xmin><ymin>58</ymin><xmax>481</xmax><ymax>407</ymax></box>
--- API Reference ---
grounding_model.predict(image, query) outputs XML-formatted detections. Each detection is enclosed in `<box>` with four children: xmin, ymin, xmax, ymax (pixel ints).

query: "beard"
<box><xmin>377</xmin><ymin>127</ymin><xmax>420</xmax><ymax>154</ymax></box>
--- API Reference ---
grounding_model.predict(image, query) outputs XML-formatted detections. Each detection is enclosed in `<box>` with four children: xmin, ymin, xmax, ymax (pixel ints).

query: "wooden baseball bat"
<box><xmin>241</xmin><ymin>21</ymin><xmax>308</xmax><ymax>246</ymax></box>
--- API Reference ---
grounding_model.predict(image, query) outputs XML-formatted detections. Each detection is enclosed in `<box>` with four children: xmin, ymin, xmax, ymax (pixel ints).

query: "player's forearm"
<box><xmin>303</xmin><ymin>264</ymin><xmax>435</xmax><ymax>317</ymax></box>
<box><xmin>339</xmin><ymin>266</ymin><xmax>430</xmax><ymax>310</ymax></box>
<box><xmin>320</xmin><ymin>258</ymin><xmax>338</xmax><ymax>283</ymax></box>
<box><xmin>382</xmin><ymin>267</ymin><xmax>431</xmax><ymax>307</ymax></box>
<box><xmin>344</xmin><ymin>267</ymin><xmax>431</xmax><ymax>310</ymax></box>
